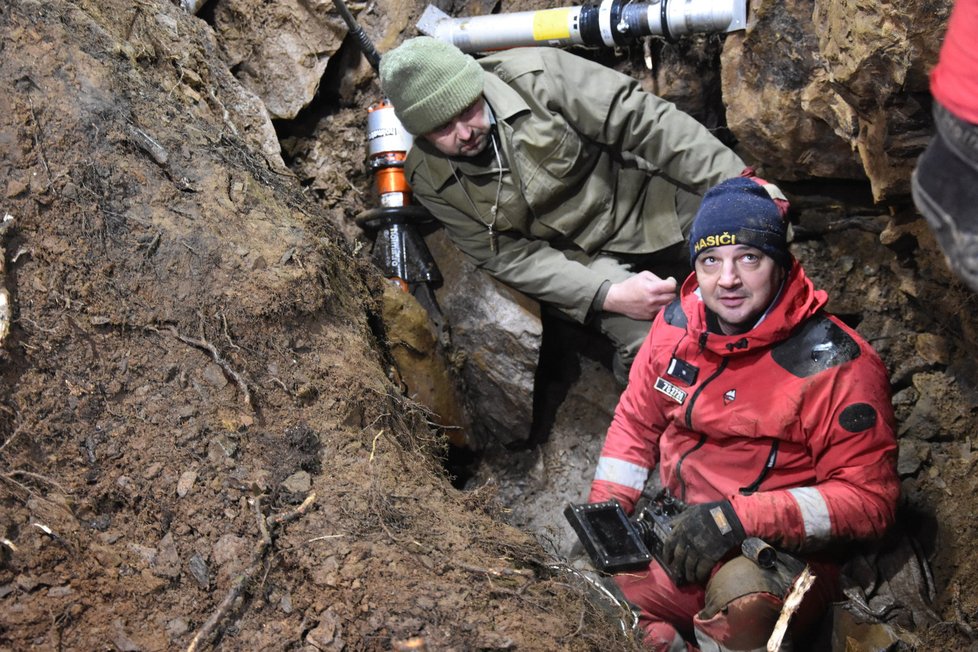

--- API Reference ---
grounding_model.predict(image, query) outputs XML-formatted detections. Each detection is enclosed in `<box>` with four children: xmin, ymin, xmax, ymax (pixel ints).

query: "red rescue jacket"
<box><xmin>589</xmin><ymin>263</ymin><xmax>899</xmax><ymax>552</ymax></box>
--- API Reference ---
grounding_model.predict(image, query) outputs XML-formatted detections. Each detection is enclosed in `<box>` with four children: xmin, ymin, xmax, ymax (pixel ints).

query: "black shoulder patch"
<box><xmin>839</xmin><ymin>403</ymin><xmax>878</xmax><ymax>433</ymax></box>
<box><xmin>770</xmin><ymin>314</ymin><xmax>860</xmax><ymax>378</ymax></box>
<box><xmin>663</xmin><ymin>298</ymin><xmax>686</xmax><ymax>328</ymax></box>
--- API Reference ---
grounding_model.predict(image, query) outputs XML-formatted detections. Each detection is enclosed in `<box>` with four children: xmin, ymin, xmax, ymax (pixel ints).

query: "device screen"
<box><xmin>585</xmin><ymin>506</ymin><xmax>642</xmax><ymax>558</ymax></box>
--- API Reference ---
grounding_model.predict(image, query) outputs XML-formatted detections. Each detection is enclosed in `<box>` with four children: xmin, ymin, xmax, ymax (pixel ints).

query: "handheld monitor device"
<box><xmin>564</xmin><ymin>500</ymin><xmax>653</xmax><ymax>573</ymax></box>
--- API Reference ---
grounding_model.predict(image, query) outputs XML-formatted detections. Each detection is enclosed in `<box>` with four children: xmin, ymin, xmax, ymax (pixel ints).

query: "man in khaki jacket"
<box><xmin>380</xmin><ymin>37</ymin><xmax>772</xmax><ymax>381</ymax></box>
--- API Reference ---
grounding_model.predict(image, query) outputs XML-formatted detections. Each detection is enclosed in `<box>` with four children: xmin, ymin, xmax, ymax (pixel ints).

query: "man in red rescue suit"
<box><xmin>588</xmin><ymin>177</ymin><xmax>900</xmax><ymax>651</ymax></box>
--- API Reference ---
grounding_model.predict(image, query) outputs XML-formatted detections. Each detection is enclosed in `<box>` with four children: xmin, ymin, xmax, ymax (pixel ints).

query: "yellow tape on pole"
<box><xmin>532</xmin><ymin>8</ymin><xmax>572</xmax><ymax>40</ymax></box>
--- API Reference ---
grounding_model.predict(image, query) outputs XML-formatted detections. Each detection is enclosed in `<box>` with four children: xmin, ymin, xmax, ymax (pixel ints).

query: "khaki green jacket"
<box><xmin>405</xmin><ymin>47</ymin><xmax>745</xmax><ymax>323</ymax></box>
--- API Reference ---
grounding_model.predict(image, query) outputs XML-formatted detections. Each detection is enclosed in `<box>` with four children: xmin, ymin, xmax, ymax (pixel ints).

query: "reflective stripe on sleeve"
<box><xmin>593</xmin><ymin>456</ymin><xmax>649</xmax><ymax>491</ymax></box>
<box><xmin>788</xmin><ymin>486</ymin><xmax>831</xmax><ymax>542</ymax></box>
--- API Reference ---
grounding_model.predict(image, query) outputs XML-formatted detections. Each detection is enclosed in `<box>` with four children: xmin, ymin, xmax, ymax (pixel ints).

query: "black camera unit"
<box><xmin>564</xmin><ymin>492</ymin><xmax>685</xmax><ymax>585</ymax></box>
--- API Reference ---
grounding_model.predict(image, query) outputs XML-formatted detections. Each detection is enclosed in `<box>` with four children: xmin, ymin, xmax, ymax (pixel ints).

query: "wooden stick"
<box><xmin>767</xmin><ymin>566</ymin><xmax>816</xmax><ymax>652</ymax></box>
<box><xmin>0</xmin><ymin>213</ymin><xmax>14</xmax><ymax>348</ymax></box>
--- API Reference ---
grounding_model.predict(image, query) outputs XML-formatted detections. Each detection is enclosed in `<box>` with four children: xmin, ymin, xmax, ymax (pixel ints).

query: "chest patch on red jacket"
<box><xmin>655</xmin><ymin>377</ymin><xmax>687</xmax><ymax>404</ymax></box>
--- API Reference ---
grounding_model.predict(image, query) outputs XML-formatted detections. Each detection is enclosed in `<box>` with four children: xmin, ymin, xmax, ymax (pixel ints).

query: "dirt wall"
<box><xmin>0</xmin><ymin>1</ymin><xmax>636</xmax><ymax>649</ymax></box>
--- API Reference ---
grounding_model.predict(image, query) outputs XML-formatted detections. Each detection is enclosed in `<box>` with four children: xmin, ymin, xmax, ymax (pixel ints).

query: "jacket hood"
<box><xmin>678</xmin><ymin>260</ymin><xmax>828</xmax><ymax>356</ymax></box>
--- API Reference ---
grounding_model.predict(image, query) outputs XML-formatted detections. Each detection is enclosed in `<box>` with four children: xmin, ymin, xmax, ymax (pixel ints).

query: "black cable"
<box><xmin>333</xmin><ymin>0</ymin><xmax>381</xmax><ymax>72</ymax></box>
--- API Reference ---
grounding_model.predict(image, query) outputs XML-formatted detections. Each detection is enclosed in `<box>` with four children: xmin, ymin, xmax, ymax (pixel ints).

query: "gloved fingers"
<box><xmin>665</xmin><ymin>536</ymin><xmax>686</xmax><ymax>573</ymax></box>
<box><xmin>662</xmin><ymin>530</ymin><xmax>676</xmax><ymax>565</ymax></box>
<box><xmin>683</xmin><ymin>549</ymin><xmax>701</xmax><ymax>584</ymax></box>
<box><xmin>671</xmin><ymin>540</ymin><xmax>716</xmax><ymax>584</ymax></box>
<box><xmin>679</xmin><ymin>542</ymin><xmax>714</xmax><ymax>585</ymax></box>
<box><xmin>692</xmin><ymin>557</ymin><xmax>714</xmax><ymax>585</ymax></box>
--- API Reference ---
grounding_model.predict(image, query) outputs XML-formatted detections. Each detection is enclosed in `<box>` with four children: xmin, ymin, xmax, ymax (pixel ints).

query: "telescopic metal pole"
<box><xmin>417</xmin><ymin>0</ymin><xmax>747</xmax><ymax>53</ymax></box>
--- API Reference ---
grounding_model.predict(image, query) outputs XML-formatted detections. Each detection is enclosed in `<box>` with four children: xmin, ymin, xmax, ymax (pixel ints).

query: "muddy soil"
<box><xmin>2</xmin><ymin>0</ymin><xmax>978</xmax><ymax>651</ymax></box>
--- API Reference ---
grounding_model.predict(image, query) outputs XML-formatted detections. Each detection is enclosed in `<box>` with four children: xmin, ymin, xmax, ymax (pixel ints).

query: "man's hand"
<box><xmin>603</xmin><ymin>272</ymin><xmax>678</xmax><ymax>320</ymax></box>
<box><xmin>662</xmin><ymin>500</ymin><xmax>746</xmax><ymax>585</ymax></box>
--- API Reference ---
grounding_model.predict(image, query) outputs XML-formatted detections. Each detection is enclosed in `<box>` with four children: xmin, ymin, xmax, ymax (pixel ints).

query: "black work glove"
<box><xmin>662</xmin><ymin>500</ymin><xmax>746</xmax><ymax>585</ymax></box>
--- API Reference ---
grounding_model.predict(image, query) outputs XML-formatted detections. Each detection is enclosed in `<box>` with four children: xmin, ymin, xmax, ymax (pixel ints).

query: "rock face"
<box><xmin>427</xmin><ymin>230</ymin><xmax>542</xmax><ymax>449</ymax></box>
<box><xmin>213</xmin><ymin>0</ymin><xmax>348</xmax><ymax>120</ymax></box>
<box><xmin>723</xmin><ymin>0</ymin><xmax>953</xmax><ymax>200</ymax></box>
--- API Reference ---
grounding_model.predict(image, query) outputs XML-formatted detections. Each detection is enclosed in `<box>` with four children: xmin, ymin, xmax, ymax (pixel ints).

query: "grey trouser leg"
<box><xmin>594</xmin><ymin>311</ymin><xmax>654</xmax><ymax>383</ymax></box>
<box><xmin>587</xmin><ymin>243</ymin><xmax>694</xmax><ymax>383</ymax></box>
<box><xmin>584</xmin><ymin>255</ymin><xmax>654</xmax><ymax>384</ymax></box>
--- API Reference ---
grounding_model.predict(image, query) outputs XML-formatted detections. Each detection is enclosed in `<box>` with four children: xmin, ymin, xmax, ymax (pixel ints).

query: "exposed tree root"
<box><xmin>0</xmin><ymin>213</ymin><xmax>14</xmax><ymax>349</ymax></box>
<box><xmin>950</xmin><ymin>581</ymin><xmax>976</xmax><ymax>640</ymax></box>
<box><xmin>165</xmin><ymin>325</ymin><xmax>255</xmax><ymax>411</ymax></box>
<box><xmin>768</xmin><ymin>566</ymin><xmax>816</xmax><ymax>652</ymax></box>
<box><xmin>185</xmin><ymin>492</ymin><xmax>317</xmax><ymax>652</ymax></box>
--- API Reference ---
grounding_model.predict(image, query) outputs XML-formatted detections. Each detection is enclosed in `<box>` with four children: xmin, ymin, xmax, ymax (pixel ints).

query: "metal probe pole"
<box><xmin>333</xmin><ymin>1</ymin><xmax>446</xmax><ymax>329</ymax></box>
<box><xmin>417</xmin><ymin>0</ymin><xmax>747</xmax><ymax>53</ymax></box>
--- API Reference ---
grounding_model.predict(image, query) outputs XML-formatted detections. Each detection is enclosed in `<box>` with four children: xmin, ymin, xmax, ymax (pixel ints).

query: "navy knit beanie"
<box><xmin>689</xmin><ymin>177</ymin><xmax>790</xmax><ymax>269</ymax></box>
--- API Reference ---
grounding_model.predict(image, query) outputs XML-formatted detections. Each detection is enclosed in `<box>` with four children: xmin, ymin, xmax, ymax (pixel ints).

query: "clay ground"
<box><xmin>1</xmin><ymin>0</ymin><xmax>978</xmax><ymax>651</ymax></box>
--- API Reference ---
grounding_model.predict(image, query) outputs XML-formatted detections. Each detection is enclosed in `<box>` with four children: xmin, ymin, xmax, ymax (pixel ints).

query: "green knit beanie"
<box><xmin>379</xmin><ymin>36</ymin><xmax>485</xmax><ymax>136</ymax></box>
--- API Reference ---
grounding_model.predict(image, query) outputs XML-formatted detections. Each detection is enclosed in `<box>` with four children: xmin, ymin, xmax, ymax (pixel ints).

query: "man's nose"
<box><xmin>456</xmin><ymin>121</ymin><xmax>472</xmax><ymax>141</ymax></box>
<box><xmin>718</xmin><ymin>261</ymin><xmax>740</xmax><ymax>287</ymax></box>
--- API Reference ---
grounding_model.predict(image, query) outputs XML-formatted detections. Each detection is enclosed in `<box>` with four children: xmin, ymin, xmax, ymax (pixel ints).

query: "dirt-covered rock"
<box><xmin>213</xmin><ymin>0</ymin><xmax>346</xmax><ymax>121</ymax></box>
<box><xmin>723</xmin><ymin>0</ymin><xmax>952</xmax><ymax>201</ymax></box>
